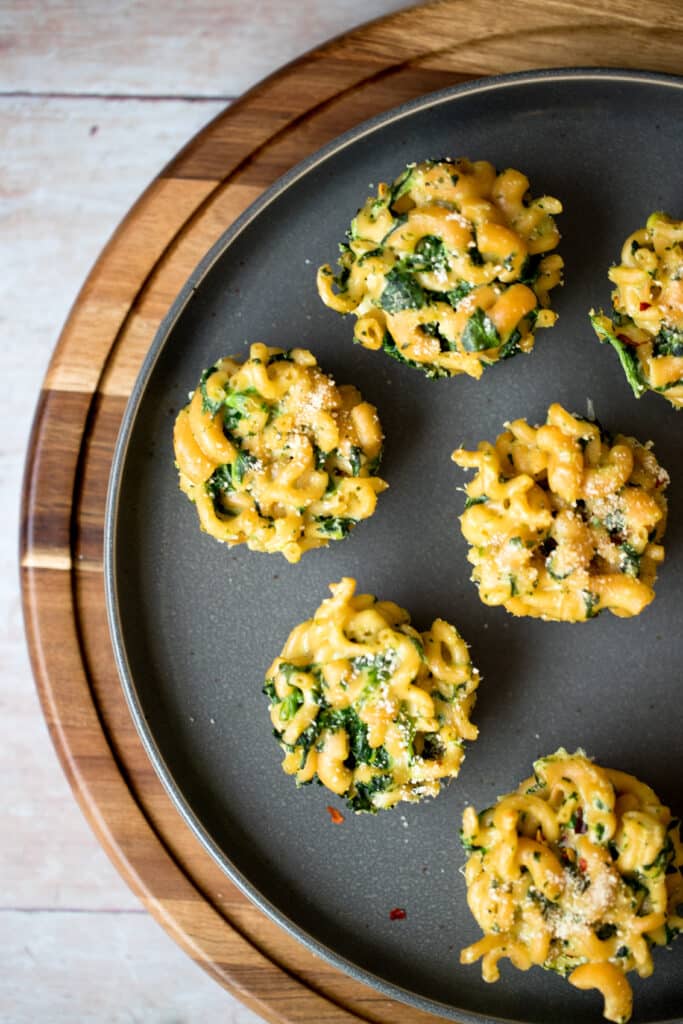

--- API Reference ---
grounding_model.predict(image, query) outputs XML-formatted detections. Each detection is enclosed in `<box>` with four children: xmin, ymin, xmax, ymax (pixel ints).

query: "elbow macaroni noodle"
<box><xmin>173</xmin><ymin>344</ymin><xmax>387</xmax><ymax>563</ymax></box>
<box><xmin>452</xmin><ymin>403</ymin><xmax>668</xmax><ymax>621</ymax></box>
<box><xmin>591</xmin><ymin>212</ymin><xmax>683</xmax><ymax>407</ymax></box>
<box><xmin>263</xmin><ymin>578</ymin><xmax>480</xmax><ymax>811</ymax></box>
<box><xmin>460</xmin><ymin>749</ymin><xmax>683</xmax><ymax>1023</ymax></box>
<box><xmin>317</xmin><ymin>158</ymin><xmax>563</xmax><ymax>378</ymax></box>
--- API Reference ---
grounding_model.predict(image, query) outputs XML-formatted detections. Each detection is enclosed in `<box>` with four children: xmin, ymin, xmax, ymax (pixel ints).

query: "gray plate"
<box><xmin>106</xmin><ymin>69</ymin><xmax>683</xmax><ymax>1024</ymax></box>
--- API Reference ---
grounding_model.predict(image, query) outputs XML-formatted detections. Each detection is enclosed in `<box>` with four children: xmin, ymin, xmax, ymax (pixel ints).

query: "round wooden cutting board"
<box><xmin>20</xmin><ymin>2</ymin><xmax>683</xmax><ymax>1022</ymax></box>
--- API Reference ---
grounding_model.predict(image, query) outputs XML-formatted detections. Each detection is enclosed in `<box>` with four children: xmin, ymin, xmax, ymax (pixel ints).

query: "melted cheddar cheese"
<box><xmin>173</xmin><ymin>344</ymin><xmax>387</xmax><ymax>562</ymax></box>
<box><xmin>452</xmin><ymin>403</ymin><xmax>668</xmax><ymax>621</ymax></box>
<box><xmin>317</xmin><ymin>158</ymin><xmax>563</xmax><ymax>378</ymax></box>
<box><xmin>460</xmin><ymin>749</ymin><xmax>683</xmax><ymax>1023</ymax></box>
<box><xmin>591</xmin><ymin>212</ymin><xmax>683</xmax><ymax>408</ymax></box>
<box><xmin>264</xmin><ymin>578</ymin><xmax>480</xmax><ymax>811</ymax></box>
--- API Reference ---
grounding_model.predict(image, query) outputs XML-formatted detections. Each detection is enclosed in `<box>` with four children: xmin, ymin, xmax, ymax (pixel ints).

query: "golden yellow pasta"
<box><xmin>591</xmin><ymin>212</ymin><xmax>683</xmax><ymax>407</ymax></box>
<box><xmin>173</xmin><ymin>344</ymin><xmax>387</xmax><ymax>563</ymax></box>
<box><xmin>317</xmin><ymin>158</ymin><xmax>563</xmax><ymax>378</ymax></box>
<box><xmin>263</xmin><ymin>577</ymin><xmax>480</xmax><ymax>811</ymax></box>
<box><xmin>460</xmin><ymin>748</ymin><xmax>683</xmax><ymax>1024</ymax></box>
<box><xmin>452</xmin><ymin>403</ymin><xmax>668</xmax><ymax>622</ymax></box>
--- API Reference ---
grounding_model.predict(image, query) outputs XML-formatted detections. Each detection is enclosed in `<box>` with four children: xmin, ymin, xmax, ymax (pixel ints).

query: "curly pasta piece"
<box><xmin>452</xmin><ymin>403</ymin><xmax>668</xmax><ymax>621</ymax></box>
<box><xmin>591</xmin><ymin>212</ymin><xmax>683</xmax><ymax>407</ymax></box>
<box><xmin>317</xmin><ymin>158</ymin><xmax>563</xmax><ymax>378</ymax></box>
<box><xmin>263</xmin><ymin>578</ymin><xmax>480</xmax><ymax>811</ymax></box>
<box><xmin>173</xmin><ymin>344</ymin><xmax>387</xmax><ymax>563</ymax></box>
<box><xmin>460</xmin><ymin>748</ymin><xmax>683</xmax><ymax>1023</ymax></box>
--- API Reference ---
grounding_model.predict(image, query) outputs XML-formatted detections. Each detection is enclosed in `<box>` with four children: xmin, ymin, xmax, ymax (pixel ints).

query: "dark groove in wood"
<box><xmin>21</xmin><ymin>389</ymin><xmax>91</xmax><ymax>559</ymax></box>
<box><xmin>0</xmin><ymin>90</ymin><xmax>235</xmax><ymax>102</ymax></box>
<box><xmin>0</xmin><ymin>907</ymin><xmax>148</xmax><ymax>915</ymax></box>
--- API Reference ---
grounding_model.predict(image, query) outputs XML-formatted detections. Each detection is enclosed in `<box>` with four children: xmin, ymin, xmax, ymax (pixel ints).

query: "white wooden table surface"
<box><xmin>1</xmin><ymin>3</ymin><xmax>408</xmax><ymax>1020</ymax></box>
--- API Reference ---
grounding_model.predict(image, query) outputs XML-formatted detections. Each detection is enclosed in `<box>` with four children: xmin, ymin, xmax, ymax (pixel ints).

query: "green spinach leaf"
<box><xmin>380</xmin><ymin>266</ymin><xmax>426</xmax><ymax>313</ymax></box>
<box><xmin>590</xmin><ymin>314</ymin><xmax>647</xmax><ymax>398</ymax></box>
<box><xmin>314</xmin><ymin>515</ymin><xmax>357</xmax><ymax>539</ymax></box>
<box><xmin>461</xmin><ymin>307</ymin><xmax>500</xmax><ymax>352</ymax></box>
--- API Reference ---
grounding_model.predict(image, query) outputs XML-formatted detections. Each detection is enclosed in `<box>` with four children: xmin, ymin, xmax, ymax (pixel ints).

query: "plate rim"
<box><xmin>104</xmin><ymin>65</ymin><xmax>683</xmax><ymax>1024</ymax></box>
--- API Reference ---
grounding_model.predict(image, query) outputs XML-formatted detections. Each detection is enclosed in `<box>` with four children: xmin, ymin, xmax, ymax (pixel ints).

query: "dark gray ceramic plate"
<box><xmin>106</xmin><ymin>69</ymin><xmax>683</xmax><ymax>1024</ymax></box>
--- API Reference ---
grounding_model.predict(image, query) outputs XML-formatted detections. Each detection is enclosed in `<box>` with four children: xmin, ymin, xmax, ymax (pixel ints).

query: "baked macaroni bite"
<box><xmin>591</xmin><ymin>212</ymin><xmax>683</xmax><ymax>407</ymax></box>
<box><xmin>452</xmin><ymin>403</ymin><xmax>668</xmax><ymax>622</ymax></box>
<box><xmin>173</xmin><ymin>344</ymin><xmax>387</xmax><ymax>563</ymax></box>
<box><xmin>263</xmin><ymin>577</ymin><xmax>480</xmax><ymax>812</ymax></box>
<box><xmin>460</xmin><ymin>748</ymin><xmax>683</xmax><ymax>1024</ymax></box>
<box><xmin>317</xmin><ymin>158</ymin><xmax>563</xmax><ymax>378</ymax></box>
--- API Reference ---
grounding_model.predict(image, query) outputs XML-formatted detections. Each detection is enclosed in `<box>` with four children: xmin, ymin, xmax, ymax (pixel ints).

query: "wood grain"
<box><xmin>20</xmin><ymin>1</ymin><xmax>683</xmax><ymax>1022</ymax></box>
<box><xmin>0</xmin><ymin>0</ymin><xmax>409</xmax><ymax>97</ymax></box>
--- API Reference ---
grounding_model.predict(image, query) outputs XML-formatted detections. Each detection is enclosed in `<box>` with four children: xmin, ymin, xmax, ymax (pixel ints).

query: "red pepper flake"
<box><xmin>389</xmin><ymin>907</ymin><xmax>407</xmax><ymax>921</ymax></box>
<box><xmin>326</xmin><ymin>805</ymin><xmax>344</xmax><ymax>824</ymax></box>
<box><xmin>617</xmin><ymin>333</ymin><xmax>634</xmax><ymax>346</ymax></box>
<box><xmin>578</xmin><ymin>858</ymin><xmax>588</xmax><ymax>873</ymax></box>
<box><xmin>639</xmin><ymin>301</ymin><xmax>651</xmax><ymax>310</ymax></box>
